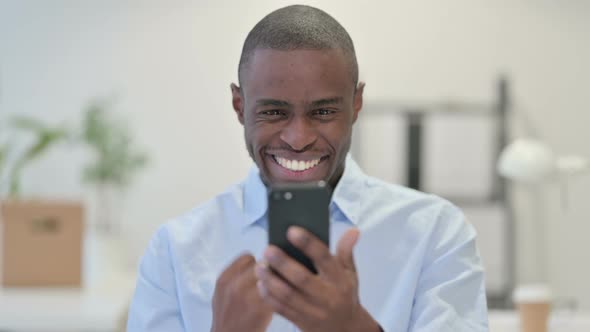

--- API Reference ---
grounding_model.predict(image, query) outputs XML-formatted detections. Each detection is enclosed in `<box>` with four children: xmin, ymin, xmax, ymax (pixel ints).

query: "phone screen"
<box><xmin>267</xmin><ymin>181</ymin><xmax>331</xmax><ymax>274</ymax></box>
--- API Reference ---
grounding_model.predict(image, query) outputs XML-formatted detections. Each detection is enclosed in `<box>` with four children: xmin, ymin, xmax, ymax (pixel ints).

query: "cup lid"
<box><xmin>513</xmin><ymin>284</ymin><xmax>552</xmax><ymax>303</ymax></box>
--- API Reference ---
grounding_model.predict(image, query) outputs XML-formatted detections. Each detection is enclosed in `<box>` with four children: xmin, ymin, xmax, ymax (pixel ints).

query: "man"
<box><xmin>128</xmin><ymin>5</ymin><xmax>488</xmax><ymax>332</ymax></box>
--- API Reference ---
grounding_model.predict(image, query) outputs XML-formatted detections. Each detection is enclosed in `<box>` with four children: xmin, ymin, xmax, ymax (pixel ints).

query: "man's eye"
<box><xmin>261</xmin><ymin>110</ymin><xmax>285</xmax><ymax>117</ymax></box>
<box><xmin>314</xmin><ymin>109</ymin><xmax>335</xmax><ymax>116</ymax></box>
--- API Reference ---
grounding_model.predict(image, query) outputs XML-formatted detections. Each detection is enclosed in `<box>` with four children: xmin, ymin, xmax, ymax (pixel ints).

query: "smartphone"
<box><xmin>268</xmin><ymin>181</ymin><xmax>331</xmax><ymax>274</ymax></box>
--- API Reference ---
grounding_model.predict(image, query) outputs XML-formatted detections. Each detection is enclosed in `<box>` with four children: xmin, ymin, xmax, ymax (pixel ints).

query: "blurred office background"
<box><xmin>0</xmin><ymin>0</ymin><xmax>589</xmax><ymax>330</ymax></box>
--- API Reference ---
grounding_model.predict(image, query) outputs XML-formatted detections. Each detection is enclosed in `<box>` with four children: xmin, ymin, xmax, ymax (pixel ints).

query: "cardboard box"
<box><xmin>1</xmin><ymin>199</ymin><xmax>84</xmax><ymax>287</ymax></box>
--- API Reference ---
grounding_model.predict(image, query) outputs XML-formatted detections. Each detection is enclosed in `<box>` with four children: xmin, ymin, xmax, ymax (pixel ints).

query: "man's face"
<box><xmin>231</xmin><ymin>48</ymin><xmax>364</xmax><ymax>186</ymax></box>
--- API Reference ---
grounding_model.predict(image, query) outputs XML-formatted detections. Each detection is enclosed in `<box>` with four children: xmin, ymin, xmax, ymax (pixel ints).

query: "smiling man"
<box><xmin>128</xmin><ymin>5</ymin><xmax>488</xmax><ymax>332</ymax></box>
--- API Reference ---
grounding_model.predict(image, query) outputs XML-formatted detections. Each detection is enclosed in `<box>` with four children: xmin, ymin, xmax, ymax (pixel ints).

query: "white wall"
<box><xmin>1</xmin><ymin>0</ymin><xmax>589</xmax><ymax>308</ymax></box>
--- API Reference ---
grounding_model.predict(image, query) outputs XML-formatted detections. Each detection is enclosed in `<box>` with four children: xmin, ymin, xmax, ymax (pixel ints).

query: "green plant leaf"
<box><xmin>7</xmin><ymin>116</ymin><xmax>70</xmax><ymax>197</ymax></box>
<box><xmin>10</xmin><ymin>116</ymin><xmax>46</xmax><ymax>131</ymax></box>
<box><xmin>81</xmin><ymin>100</ymin><xmax>148</xmax><ymax>188</ymax></box>
<box><xmin>0</xmin><ymin>144</ymin><xmax>7</xmax><ymax>179</ymax></box>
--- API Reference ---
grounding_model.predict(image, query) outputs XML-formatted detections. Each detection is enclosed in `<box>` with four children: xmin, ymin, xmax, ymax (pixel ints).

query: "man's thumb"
<box><xmin>337</xmin><ymin>228</ymin><xmax>360</xmax><ymax>271</ymax></box>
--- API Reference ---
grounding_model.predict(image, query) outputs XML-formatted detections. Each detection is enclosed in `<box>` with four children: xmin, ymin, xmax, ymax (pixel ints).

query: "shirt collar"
<box><xmin>242</xmin><ymin>165</ymin><xmax>268</xmax><ymax>228</ymax></box>
<box><xmin>330</xmin><ymin>154</ymin><xmax>365</xmax><ymax>225</ymax></box>
<box><xmin>241</xmin><ymin>154</ymin><xmax>367</xmax><ymax>228</ymax></box>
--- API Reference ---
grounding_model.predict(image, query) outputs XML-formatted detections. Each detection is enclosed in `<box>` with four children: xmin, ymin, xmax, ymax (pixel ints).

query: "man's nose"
<box><xmin>279</xmin><ymin>116</ymin><xmax>317</xmax><ymax>152</ymax></box>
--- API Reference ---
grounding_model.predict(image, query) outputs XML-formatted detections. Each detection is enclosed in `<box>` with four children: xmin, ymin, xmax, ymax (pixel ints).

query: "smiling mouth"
<box><xmin>270</xmin><ymin>154</ymin><xmax>329</xmax><ymax>172</ymax></box>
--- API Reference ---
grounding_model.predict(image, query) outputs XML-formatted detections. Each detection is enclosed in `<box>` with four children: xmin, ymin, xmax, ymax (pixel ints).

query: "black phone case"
<box><xmin>268</xmin><ymin>182</ymin><xmax>330</xmax><ymax>274</ymax></box>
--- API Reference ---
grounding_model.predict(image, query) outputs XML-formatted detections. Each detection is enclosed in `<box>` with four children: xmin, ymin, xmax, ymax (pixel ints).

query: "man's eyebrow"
<box><xmin>255</xmin><ymin>99</ymin><xmax>290</xmax><ymax>107</ymax></box>
<box><xmin>310</xmin><ymin>97</ymin><xmax>344</xmax><ymax>107</ymax></box>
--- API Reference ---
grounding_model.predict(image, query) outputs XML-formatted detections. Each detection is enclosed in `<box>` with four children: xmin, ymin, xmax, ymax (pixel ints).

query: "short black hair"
<box><xmin>238</xmin><ymin>5</ymin><xmax>358</xmax><ymax>87</ymax></box>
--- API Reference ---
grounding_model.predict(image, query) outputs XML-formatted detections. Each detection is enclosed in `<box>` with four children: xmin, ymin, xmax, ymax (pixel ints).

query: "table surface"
<box><xmin>489</xmin><ymin>310</ymin><xmax>590</xmax><ymax>332</ymax></box>
<box><xmin>0</xmin><ymin>270</ymin><xmax>135</xmax><ymax>332</ymax></box>
<box><xmin>0</xmin><ymin>232</ymin><xmax>137</xmax><ymax>332</ymax></box>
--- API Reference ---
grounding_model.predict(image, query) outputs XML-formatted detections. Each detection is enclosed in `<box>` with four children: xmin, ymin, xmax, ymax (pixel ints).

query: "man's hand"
<box><xmin>255</xmin><ymin>227</ymin><xmax>381</xmax><ymax>332</ymax></box>
<box><xmin>211</xmin><ymin>254</ymin><xmax>273</xmax><ymax>332</ymax></box>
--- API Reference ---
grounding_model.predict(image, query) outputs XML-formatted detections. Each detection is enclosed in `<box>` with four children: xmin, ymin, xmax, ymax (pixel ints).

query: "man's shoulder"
<box><xmin>357</xmin><ymin>175</ymin><xmax>475</xmax><ymax>263</ymax></box>
<box><xmin>359</xmin><ymin>174</ymin><xmax>465</xmax><ymax>227</ymax></box>
<box><xmin>362</xmin><ymin>174</ymin><xmax>450</xmax><ymax>209</ymax></box>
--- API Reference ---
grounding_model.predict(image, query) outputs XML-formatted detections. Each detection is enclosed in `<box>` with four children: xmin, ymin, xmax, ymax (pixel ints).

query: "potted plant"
<box><xmin>0</xmin><ymin>116</ymin><xmax>84</xmax><ymax>287</ymax></box>
<box><xmin>0</xmin><ymin>99</ymin><xmax>149</xmax><ymax>287</ymax></box>
<box><xmin>79</xmin><ymin>99</ymin><xmax>148</xmax><ymax>234</ymax></box>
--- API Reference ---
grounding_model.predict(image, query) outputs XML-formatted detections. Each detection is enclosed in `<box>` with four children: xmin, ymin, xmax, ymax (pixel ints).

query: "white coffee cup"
<box><xmin>513</xmin><ymin>284</ymin><xmax>552</xmax><ymax>332</ymax></box>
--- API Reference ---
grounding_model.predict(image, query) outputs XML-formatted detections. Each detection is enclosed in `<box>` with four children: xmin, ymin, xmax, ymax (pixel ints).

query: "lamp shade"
<box><xmin>497</xmin><ymin>139</ymin><xmax>555</xmax><ymax>183</ymax></box>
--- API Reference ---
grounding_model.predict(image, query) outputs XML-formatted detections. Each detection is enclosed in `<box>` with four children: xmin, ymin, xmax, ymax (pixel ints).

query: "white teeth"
<box><xmin>275</xmin><ymin>156</ymin><xmax>322</xmax><ymax>172</ymax></box>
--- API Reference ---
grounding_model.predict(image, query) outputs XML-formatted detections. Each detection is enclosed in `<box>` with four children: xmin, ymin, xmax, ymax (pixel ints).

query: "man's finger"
<box><xmin>260</xmin><ymin>246</ymin><xmax>324</xmax><ymax>298</ymax></box>
<box><xmin>218</xmin><ymin>253</ymin><xmax>256</xmax><ymax>285</ymax></box>
<box><xmin>256</xmin><ymin>280</ymin><xmax>301</xmax><ymax>321</ymax></box>
<box><xmin>232</xmin><ymin>254</ymin><xmax>256</xmax><ymax>274</ymax></box>
<box><xmin>287</xmin><ymin>226</ymin><xmax>338</xmax><ymax>276</ymax></box>
<box><xmin>255</xmin><ymin>266</ymin><xmax>324</xmax><ymax>323</ymax></box>
<box><xmin>336</xmin><ymin>228</ymin><xmax>360</xmax><ymax>272</ymax></box>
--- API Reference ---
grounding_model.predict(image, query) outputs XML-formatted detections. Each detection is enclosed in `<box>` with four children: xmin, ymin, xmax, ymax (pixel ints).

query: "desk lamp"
<box><xmin>498</xmin><ymin>137</ymin><xmax>588</xmax><ymax>332</ymax></box>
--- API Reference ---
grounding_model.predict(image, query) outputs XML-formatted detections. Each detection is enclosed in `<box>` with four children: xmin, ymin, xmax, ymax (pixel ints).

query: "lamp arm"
<box><xmin>556</xmin><ymin>155</ymin><xmax>589</xmax><ymax>175</ymax></box>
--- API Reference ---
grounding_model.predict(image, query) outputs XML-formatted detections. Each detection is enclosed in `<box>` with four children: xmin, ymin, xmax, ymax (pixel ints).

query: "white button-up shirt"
<box><xmin>128</xmin><ymin>156</ymin><xmax>488</xmax><ymax>331</ymax></box>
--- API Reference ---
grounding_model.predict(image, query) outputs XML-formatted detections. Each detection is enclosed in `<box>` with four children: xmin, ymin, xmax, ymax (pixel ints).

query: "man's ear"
<box><xmin>352</xmin><ymin>81</ymin><xmax>365</xmax><ymax>123</ymax></box>
<box><xmin>230</xmin><ymin>83</ymin><xmax>245</xmax><ymax>125</ymax></box>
